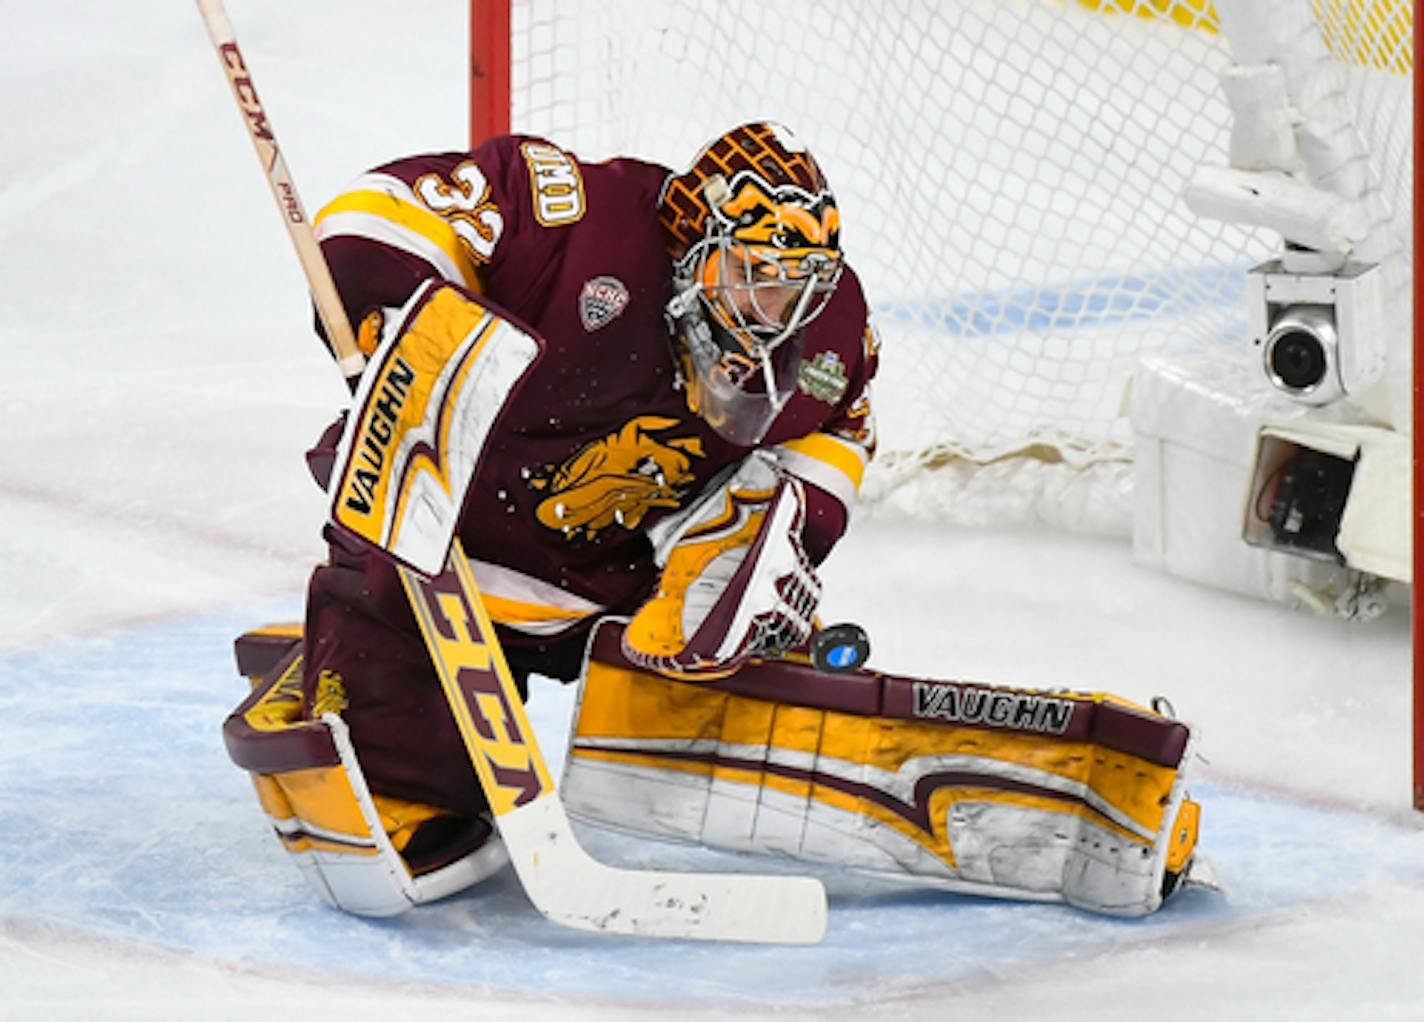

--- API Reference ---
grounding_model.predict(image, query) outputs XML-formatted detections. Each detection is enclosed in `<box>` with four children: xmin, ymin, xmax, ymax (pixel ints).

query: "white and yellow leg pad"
<box><xmin>225</xmin><ymin>644</ymin><xmax>508</xmax><ymax>917</ymax></box>
<box><xmin>564</xmin><ymin>620</ymin><xmax>1204</xmax><ymax>917</ymax></box>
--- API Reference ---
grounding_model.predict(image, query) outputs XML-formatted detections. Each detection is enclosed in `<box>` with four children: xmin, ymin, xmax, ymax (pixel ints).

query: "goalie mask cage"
<box><xmin>468</xmin><ymin>0</ymin><xmax>1420</xmax><ymax>809</ymax></box>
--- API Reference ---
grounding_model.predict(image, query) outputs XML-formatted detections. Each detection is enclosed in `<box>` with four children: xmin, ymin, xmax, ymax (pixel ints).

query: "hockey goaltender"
<box><xmin>219</xmin><ymin>120</ymin><xmax>1214</xmax><ymax>936</ymax></box>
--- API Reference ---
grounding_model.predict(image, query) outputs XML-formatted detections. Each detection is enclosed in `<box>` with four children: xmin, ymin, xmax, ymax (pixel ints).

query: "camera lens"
<box><xmin>1268</xmin><ymin>329</ymin><xmax>1327</xmax><ymax>389</ymax></box>
<box><xmin>1263</xmin><ymin>305</ymin><xmax>1337</xmax><ymax>400</ymax></box>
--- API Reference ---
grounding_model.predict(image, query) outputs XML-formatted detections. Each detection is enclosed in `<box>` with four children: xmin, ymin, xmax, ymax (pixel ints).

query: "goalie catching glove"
<box><xmin>623</xmin><ymin>452</ymin><xmax>821</xmax><ymax>680</ymax></box>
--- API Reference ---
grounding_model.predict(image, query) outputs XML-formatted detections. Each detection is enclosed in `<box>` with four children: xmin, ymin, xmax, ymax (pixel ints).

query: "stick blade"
<box><xmin>500</xmin><ymin>797</ymin><xmax>827</xmax><ymax>944</ymax></box>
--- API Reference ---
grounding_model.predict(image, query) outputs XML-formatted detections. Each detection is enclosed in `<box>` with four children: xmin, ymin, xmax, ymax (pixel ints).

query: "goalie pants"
<box><xmin>300</xmin><ymin>538</ymin><xmax>588</xmax><ymax>819</ymax></box>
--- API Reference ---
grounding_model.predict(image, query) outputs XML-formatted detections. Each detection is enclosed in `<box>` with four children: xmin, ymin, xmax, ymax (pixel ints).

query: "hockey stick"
<box><xmin>194</xmin><ymin>0</ymin><xmax>365</xmax><ymax>386</ymax></box>
<box><xmin>196</xmin><ymin>0</ymin><xmax>828</xmax><ymax>943</ymax></box>
<box><xmin>400</xmin><ymin>541</ymin><xmax>827</xmax><ymax>943</ymax></box>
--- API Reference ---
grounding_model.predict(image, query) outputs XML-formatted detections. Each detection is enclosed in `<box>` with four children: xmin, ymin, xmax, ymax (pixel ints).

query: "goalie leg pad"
<box><xmin>225</xmin><ymin>642</ymin><xmax>508</xmax><ymax>916</ymax></box>
<box><xmin>566</xmin><ymin>621</ymin><xmax>1203</xmax><ymax>917</ymax></box>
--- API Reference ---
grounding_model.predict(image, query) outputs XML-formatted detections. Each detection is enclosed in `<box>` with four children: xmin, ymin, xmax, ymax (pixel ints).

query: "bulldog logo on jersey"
<box><xmin>527</xmin><ymin>415</ymin><xmax>706</xmax><ymax>540</ymax></box>
<box><xmin>578</xmin><ymin>276</ymin><xmax>630</xmax><ymax>332</ymax></box>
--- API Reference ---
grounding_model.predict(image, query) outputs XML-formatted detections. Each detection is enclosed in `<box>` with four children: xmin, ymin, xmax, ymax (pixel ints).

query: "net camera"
<box><xmin>1246</xmin><ymin>258</ymin><xmax>1384</xmax><ymax>406</ymax></box>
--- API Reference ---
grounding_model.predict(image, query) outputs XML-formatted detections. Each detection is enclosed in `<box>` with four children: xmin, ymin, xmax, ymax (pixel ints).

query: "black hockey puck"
<box><xmin>809</xmin><ymin>622</ymin><xmax>870</xmax><ymax>673</ymax></box>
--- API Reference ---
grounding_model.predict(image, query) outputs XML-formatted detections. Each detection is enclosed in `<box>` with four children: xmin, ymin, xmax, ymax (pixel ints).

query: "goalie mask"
<box><xmin>660</xmin><ymin>122</ymin><xmax>843</xmax><ymax>445</ymax></box>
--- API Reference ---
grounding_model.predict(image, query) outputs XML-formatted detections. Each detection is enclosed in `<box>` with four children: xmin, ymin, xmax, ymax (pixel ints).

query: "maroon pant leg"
<box><xmin>300</xmin><ymin>551</ymin><xmax>490</xmax><ymax>818</ymax></box>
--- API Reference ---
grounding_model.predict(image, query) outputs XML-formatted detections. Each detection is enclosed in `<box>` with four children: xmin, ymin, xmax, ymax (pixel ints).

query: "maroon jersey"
<box><xmin>313</xmin><ymin>135</ymin><xmax>878</xmax><ymax>639</ymax></box>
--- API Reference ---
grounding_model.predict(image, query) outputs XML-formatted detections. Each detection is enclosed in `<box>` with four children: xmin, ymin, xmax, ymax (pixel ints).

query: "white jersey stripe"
<box><xmin>470</xmin><ymin>558</ymin><xmax>606</xmax><ymax>636</ymax></box>
<box><xmin>774</xmin><ymin>437</ymin><xmax>865</xmax><ymax>512</ymax></box>
<box><xmin>314</xmin><ymin>210</ymin><xmax>468</xmax><ymax>287</ymax></box>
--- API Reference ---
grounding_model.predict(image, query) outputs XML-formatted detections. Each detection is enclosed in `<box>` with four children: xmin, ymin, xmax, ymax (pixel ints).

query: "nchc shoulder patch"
<box><xmin>328</xmin><ymin>280</ymin><xmax>543</xmax><ymax>576</ymax></box>
<box><xmin>578</xmin><ymin>275</ymin><xmax>630</xmax><ymax>332</ymax></box>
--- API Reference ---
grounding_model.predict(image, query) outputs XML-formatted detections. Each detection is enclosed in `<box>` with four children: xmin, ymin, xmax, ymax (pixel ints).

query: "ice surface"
<box><xmin>1</xmin><ymin>2</ymin><xmax>1420</xmax><ymax>1019</ymax></box>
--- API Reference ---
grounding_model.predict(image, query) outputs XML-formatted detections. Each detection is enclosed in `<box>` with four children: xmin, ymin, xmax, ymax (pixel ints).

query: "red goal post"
<box><xmin>1414</xmin><ymin>6</ymin><xmax>1421</xmax><ymax>812</ymax></box>
<box><xmin>469</xmin><ymin>0</ymin><xmax>511</xmax><ymax>144</ymax></box>
<box><xmin>470</xmin><ymin>0</ymin><xmax>1420</xmax><ymax>811</ymax></box>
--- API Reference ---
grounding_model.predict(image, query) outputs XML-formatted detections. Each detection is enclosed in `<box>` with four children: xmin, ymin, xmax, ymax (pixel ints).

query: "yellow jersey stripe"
<box><xmin>468</xmin><ymin>557</ymin><xmax>604</xmax><ymax>635</ymax></box>
<box><xmin>775</xmin><ymin>432</ymin><xmax>868</xmax><ymax>511</ymax></box>
<box><xmin>778</xmin><ymin>432</ymin><xmax>868</xmax><ymax>488</ymax></box>
<box><xmin>316</xmin><ymin>189</ymin><xmax>478</xmax><ymax>288</ymax></box>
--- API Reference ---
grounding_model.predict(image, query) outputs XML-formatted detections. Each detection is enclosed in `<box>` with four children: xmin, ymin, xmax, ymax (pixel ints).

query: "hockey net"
<box><xmin>472</xmin><ymin>0</ymin><xmax>1413</xmax><ymax>537</ymax></box>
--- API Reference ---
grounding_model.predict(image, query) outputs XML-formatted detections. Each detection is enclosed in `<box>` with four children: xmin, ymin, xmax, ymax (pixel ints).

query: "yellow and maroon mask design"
<box><xmin>660</xmin><ymin>123</ymin><xmax>844</xmax><ymax>444</ymax></box>
<box><xmin>714</xmin><ymin>171</ymin><xmax>841</xmax><ymax>269</ymax></box>
<box><xmin>694</xmin><ymin>169</ymin><xmax>841</xmax><ymax>355</ymax></box>
<box><xmin>660</xmin><ymin>122</ymin><xmax>837</xmax><ymax>254</ymax></box>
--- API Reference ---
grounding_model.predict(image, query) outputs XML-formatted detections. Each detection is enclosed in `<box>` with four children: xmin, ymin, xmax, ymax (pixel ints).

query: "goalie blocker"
<box><xmin>564</xmin><ymin>620</ymin><xmax>1209</xmax><ymax>917</ymax></box>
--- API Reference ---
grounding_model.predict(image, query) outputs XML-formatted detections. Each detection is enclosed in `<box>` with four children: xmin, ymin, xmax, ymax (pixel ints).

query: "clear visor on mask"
<box><xmin>671</xmin><ymin>299</ymin><xmax>807</xmax><ymax>446</ymax></box>
<box><xmin>668</xmin><ymin>234</ymin><xmax>840</xmax><ymax>445</ymax></box>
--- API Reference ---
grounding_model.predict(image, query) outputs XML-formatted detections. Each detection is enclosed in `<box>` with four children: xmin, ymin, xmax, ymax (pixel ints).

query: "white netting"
<box><xmin>501</xmin><ymin>0</ymin><xmax>1412</xmax><ymax>533</ymax></box>
<box><xmin>1308</xmin><ymin>0</ymin><xmax>1415</xmax><ymax>435</ymax></box>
